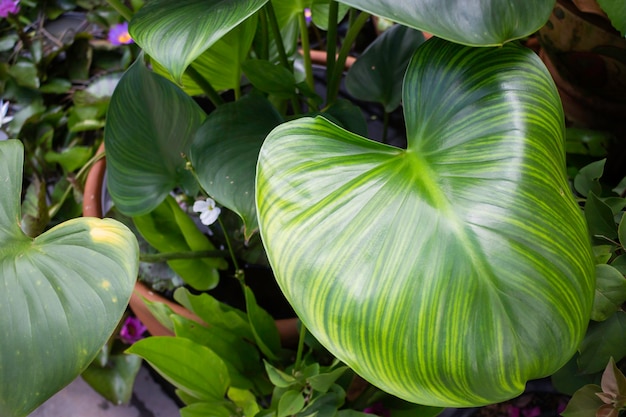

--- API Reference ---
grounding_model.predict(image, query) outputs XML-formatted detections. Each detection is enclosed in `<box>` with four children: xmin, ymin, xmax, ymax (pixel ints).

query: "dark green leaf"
<box><xmin>321</xmin><ymin>99</ymin><xmax>368</xmax><ymax>138</ymax></box>
<box><xmin>242</xmin><ymin>59</ymin><xmax>298</xmax><ymax>97</ymax></box>
<box><xmin>256</xmin><ymin>38</ymin><xmax>595</xmax><ymax>406</ymax></box>
<box><xmin>592</xmin><ymin>264</ymin><xmax>626</xmax><ymax>321</ymax></box>
<box><xmin>105</xmin><ymin>56</ymin><xmax>205</xmax><ymax>215</ymax></box>
<box><xmin>39</xmin><ymin>78</ymin><xmax>73</xmax><ymax>94</ymax></box>
<box><xmin>133</xmin><ymin>195</ymin><xmax>226</xmax><ymax>290</ymax></box>
<box><xmin>578</xmin><ymin>312</ymin><xmax>626</xmax><ymax>374</ymax></box>
<box><xmin>619</xmin><ymin>210</ymin><xmax>626</xmax><ymax>247</ymax></box>
<box><xmin>335</xmin><ymin>0</ymin><xmax>554</xmax><ymax>46</ymax></box>
<box><xmin>551</xmin><ymin>354</ymin><xmax>602</xmax><ymax>396</ymax></box>
<box><xmin>8</xmin><ymin>61</ymin><xmax>40</xmax><ymax>89</ymax></box>
<box><xmin>308</xmin><ymin>367</ymin><xmax>348</xmax><ymax>393</ymax></box>
<box><xmin>0</xmin><ymin>140</ymin><xmax>138</xmax><ymax>417</ymax></box>
<box><xmin>574</xmin><ymin>159</ymin><xmax>606</xmax><ymax>197</ymax></box>
<box><xmin>190</xmin><ymin>94</ymin><xmax>283</xmax><ymax>240</ymax></box>
<box><xmin>127</xmin><ymin>336</ymin><xmax>230</xmax><ymax>402</ymax></box>
<box><xmin>346</xmin><ymin>24</ymin><xmax>425</xmax><ymax>112</ymax></box>
<box><xmin>81</xmin><ymin>353</ymin><xmax>143</xmax><ymax>405</ymax></box>
<box><xmin>130</xmin><ymin>0</ymin><xmax>268</xmax><ymax>81</ymax></box>
<box><xmin>586</xmin><ymin>193</ymin><xmax>618</xmax><ymax>241</ymax></box>
<box><xmin>611</xmin><ymin>255</ymin><xmax>626</xmax><ymax>275</ymax></box>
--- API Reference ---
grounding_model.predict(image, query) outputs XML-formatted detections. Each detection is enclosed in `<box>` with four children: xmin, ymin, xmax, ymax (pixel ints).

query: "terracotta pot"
<box><xmin>82</xmin><ymin>144</ymin><xmax>300</xmax><ymax>347</ymax></box>
<box><xmin>536</xmin><ymin>0</ymin><xmax>626</xmax><ymax>130</ymax></box>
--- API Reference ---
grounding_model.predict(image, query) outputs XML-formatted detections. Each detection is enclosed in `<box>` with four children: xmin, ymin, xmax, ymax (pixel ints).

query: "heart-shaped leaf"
<box><xmin>152</xmin><ymin>16</ymin><xmax>257</xmax><ymax>95</ymax></box>
<box><xmin>256</xmin><ymin>38</ymin><xmax>595</xmax><ymax>406</ymax></box>
<box><xmin>105</xmin><ymin>56</ymin><xmax>205</xmax><ymax>216</ymax></box>
<box><xmin>336</xmin><ymin>0</ymin><xmax>554</xmax><ymax>46</ymax></box>
<box><xmin>0</xmin><ymin>140</ymin><xmax>138</xmax><ymax>417</ymax></box>
<box><xmin>130</xmin><ymin>0</ymin><xmax>268</xmax><ymax>82</ymax></box>
<box><xmin>190</xmin><ymin>94</ymin><xmax>283</xmax><ymax>239</ymax></box>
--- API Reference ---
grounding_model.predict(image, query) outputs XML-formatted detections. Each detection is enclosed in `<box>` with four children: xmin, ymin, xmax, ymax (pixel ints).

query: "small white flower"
<box><xmin>192</xmin><ymin>198</ymin><xmax>221</xmax><ymax>226</ymax></box>
<box><xmin>0</xmin><ymin>100</ymin><xmax>13</xmax><ymax>128</ymax></box>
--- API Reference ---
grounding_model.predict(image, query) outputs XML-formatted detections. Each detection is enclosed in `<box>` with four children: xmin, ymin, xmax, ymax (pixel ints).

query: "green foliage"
<box><xmin>0</xmin><ymin>140</ymin><xmax>138</xmax><ymax>417</ymax></box>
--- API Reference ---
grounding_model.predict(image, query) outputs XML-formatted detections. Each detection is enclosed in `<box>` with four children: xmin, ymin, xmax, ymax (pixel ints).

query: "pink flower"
<box><xmin>108</xmin><ymin>22</ymin><xmax>133</xmax><ymax>45</ymax></box>
<box><xmin>363</xmin><ymin>402</ymin><xmax>390</xmax><ymax>417</ymax></box>
<box><xmin>120</xmin><ymin>316</ymin><xmax>147</xmax><ymax>344</ymax></box>
<box><xmin>522</xmin><ymin>406</ymin><xmax>542</xmax><ymax>417</ymax></box>
<box><xmin>0</xmin><ymin>0</ymin><xmax>20</xmax><ymax>18</ymax></box>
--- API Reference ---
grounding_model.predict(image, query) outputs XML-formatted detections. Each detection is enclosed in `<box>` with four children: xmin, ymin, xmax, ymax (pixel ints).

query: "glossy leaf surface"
<box><xmin>130</xmin><ymin>0</ymin><xmax>268</xmax><ymax>82</ymax></box>
<box><xmin>0</xmin><ymin>140</ymin><xmax>138</xmax><ymax>417</ymax></box>
<box><xmin>152</xmin><ymin>17</ymin><xmax>257</xmax><ymax>95</ymax></box>
<box><xmin>105</xmin><ymin>57</ymin><xmax>205</xmax><ymax>216</ymax></box>
<box><xmin>336</xmin><ymin>0</ymin><xmax>554</xmax><ymax>46</ymax></box>
<box><xmin>256</xmin><ymin>38</ymin><xmax>595</xmax><ymax>406</ymax></box>
<box><xmin>190</xmin><ymin>95</ymin><xmax>283</xmax><ymax>239</ymax></box>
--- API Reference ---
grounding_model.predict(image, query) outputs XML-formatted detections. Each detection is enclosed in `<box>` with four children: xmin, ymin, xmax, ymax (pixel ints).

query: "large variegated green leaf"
<box><xmin>0</xmin><ymin>140</ymin><xmax>138</xmax><ymax>417</ymax></box>
<box><xmin>152</xmin><ymin>17</ymin><xmax>257</xmax><ymax>95</ymax></box>
<box><xmin>256</xmin><ymin>38</ymin><xmax>596</xmax><ymax>406</ymax></box>
<box><xmin>336</xmin><ymin>0</ymin><xmax>555</xmax><ymax>46</ymax></box>
<box><xmin>105</xmin><ymin>56</ymin><xmax>205</xmax><ymax>216</ymax></box>
<box><xmin>130</xmin><ymin>0</ymin><xmax>269</xmax><ymax>82</ymax></box>
<box><xmin>190</xmin><ymin>95</ymin><xmax>283</xmax><ymax>240</ymax></box>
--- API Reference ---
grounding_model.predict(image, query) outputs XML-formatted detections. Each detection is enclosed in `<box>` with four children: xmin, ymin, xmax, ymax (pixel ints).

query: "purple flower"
<box><xmin>120</xmin><ymin>316</ymin><xmax>147</xmax><ymax>344</ymax></box>
<box><xmin>304</xmin><ymin>8</ymin><xmax>312</xmax><ymax>25</ymax></box>
<box><xmin>0</xmin><ymin>0</ymin><xmax>20</xmax><ymax>18</ymax></box>
<box><xmin>108</xmin><ymin>22</ymin><xmax>133</xmax><ymax>45</ymax></box>
<box><xmin>522</xmin><ymin>406</ymin><xmax>542</xmax><ymax>417</ymax></box>
<box><xmin>363</xmin><ymin>402</ymin><xmax>390</xmax><ymax>417</ymax></box>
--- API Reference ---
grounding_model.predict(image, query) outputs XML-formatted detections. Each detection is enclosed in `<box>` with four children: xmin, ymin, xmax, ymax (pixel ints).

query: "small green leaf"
<box><xmin>44</xmin><ymin>146</ymin><xmax>93</xmax><ymax>172</ymax></box>
<box><xmin>612</xmin><ymin>255</ymin><xmax>626</xmax><ymax>275</ymax></box>
<box><xmin>174</xmin><ymin>288</ymin><xmax>253</xmax><ymax>340</ymax></box>
<box><xmin>228</xmin><ymin>387</ymin><xmax>260</xmax><ymax>417</ymax></box>
<box><xmin>593</xmin><ymin>245</ymin><xmax>614</xmax><ymax>265</ymax></box>
<box><xmin>586</xmin><ymin>192</ymin><xmax>618</xmax><ymax>241</ymax></box>
<box><xmin>561</xmin><ymin>384</ymin><xmax>605</xmax><ymax>417</ymax></box>
<box><xmin>619</xmin><ymin>211</ymin><xmax>626</xmax><ymax>247</ymax></box>
<box><xmin>127</xmin><ymin>336</ymin><xmax>230</xmax><ymax>402</ymax></box>
<box><xmin>278</xmin><ymin>389</ymin><xmax>306</xmax><ymax>417</ymax></box>
<box><xmin>81</xmin><ymin>353</ymin><xmax>143</xmax><ymax>405</ymax></box>
<box><xmin>592</xmin><ymin>264</ymin><xmax>626</xmax><ymax>321</ymax></box>
<box><xmin>264</xmin><ymin>361</ymin><xmax>298</xmax><ymax>388</ymax></box>
<box><xmin>575</xmin><ymin>159</ymin><xmax>606</xmax><ymax>197</ymax></box>
<box><xmin>39</xmin><ymin>78</ymin><xmax>73</xmax><ymax>94</ymax></box>
<box><xmin>133</xmin><ymin>195</ymin><xmax>227</xmax><ymax>291</ymax></box>
<box><xmin>308</xmin><ymin>366</ymin><xmax>348</xmax><ymax>393</ymax></box>
<box><xmin>8</xmin><ymin>61</ymin><xmax>40</xmax><ymax>89</ymax></box>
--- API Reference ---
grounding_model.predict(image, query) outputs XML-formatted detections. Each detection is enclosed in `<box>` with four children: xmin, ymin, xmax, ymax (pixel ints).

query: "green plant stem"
<box><xmin>325</xmin><ymin>1</ymin><xmax>339</xmax><ymax>86</ymax></box>
<box><xmin>294</xmin><ymin>324</ymin><xmax>307</xmax><ymax>371</ymax></box>
<box><xmin>326</xmin><ymin>11</ymin><xmax>370</xmax><ymax>105</ymax></box>
<box><xmin>105</xmin><ymin>0</ymin><xmax>134</xmax><ymax>21</ymax></box>
<box><xmin>298</xmin><ymin>12</ymin><xmax>314</xmax><ymax>92</ymax></box>
<box><xmin>140</xmin><ymin>250</ymin><xmax>228</xmax><ymax>263</ymax></box>
<box><xmin>265</xmin><ymin>1</ymin><xmax>290</xmax><ymax>70</ymax></box>
<box><xmin>48</xmin><ymin>150</ymin><xmax>106</xmax><ymax>219</ymax></box>
<box><xmin>186</xmin><ymin>66</ymin><xmax>224</xmax><ymax>107</ymax></box>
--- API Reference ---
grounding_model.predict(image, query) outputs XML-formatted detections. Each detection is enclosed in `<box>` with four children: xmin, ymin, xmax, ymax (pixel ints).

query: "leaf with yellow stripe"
<box><xmin>256</xmin><ymin>38</ymin><xmax>595</xmax><ymax>406</ymax></box>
